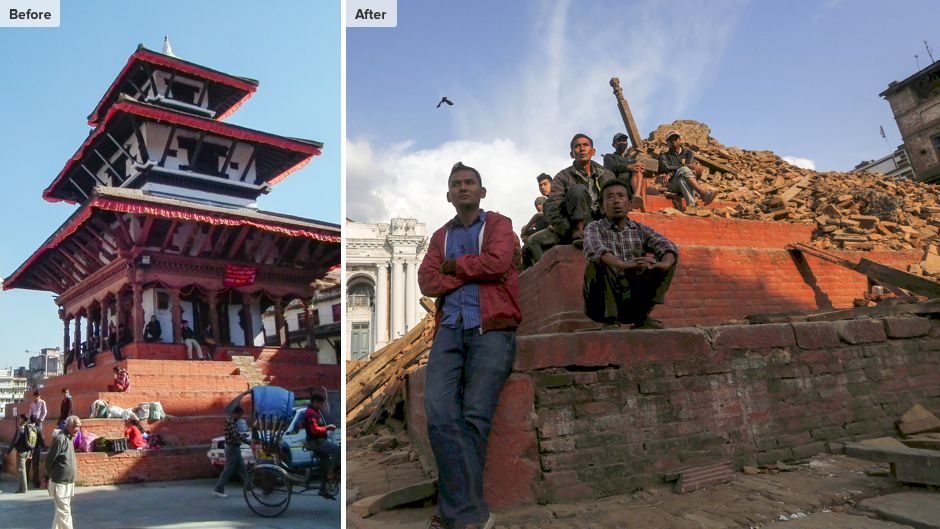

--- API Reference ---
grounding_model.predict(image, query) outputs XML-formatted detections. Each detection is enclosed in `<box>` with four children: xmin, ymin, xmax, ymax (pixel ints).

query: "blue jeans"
<box><xmin>214</xmin><ymin>445</ymin><xmax>247</xmax><ymax>493</ymax></box>
<box><xmin>425</xmin><ymin>324</ymin><xmax>516</xmax><ymax>529</ymax></box>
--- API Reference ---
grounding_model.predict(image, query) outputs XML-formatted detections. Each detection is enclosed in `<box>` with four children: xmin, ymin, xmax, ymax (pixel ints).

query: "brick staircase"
<box><xmin>1</xmin><ymin>348</ymin><xmax>340</xmax><ymax>486</ymax></box>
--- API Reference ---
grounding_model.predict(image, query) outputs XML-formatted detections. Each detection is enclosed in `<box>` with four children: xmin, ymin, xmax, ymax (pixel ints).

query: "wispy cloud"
<box><xmin>347</xmin><ymin>0</ymin><xmax>747</xmax><ymax>230</ymax></box>
<box><xmin>782</xmin><ymin>156</ymin><xmax>816</xmax><ymax>170</ymax></box>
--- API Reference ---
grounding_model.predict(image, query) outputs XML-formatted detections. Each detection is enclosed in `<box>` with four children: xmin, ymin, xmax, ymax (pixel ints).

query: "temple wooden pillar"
<box><xmin>171</xmin><ymin>288</ymin><xmax>183</xmax><ymax>343</ymax></box>
<box><xmin>240</xmin><ymin>292</ymin><xmax>254</xmax><ymax>346</ymax></box>
<box><xmin>73</xmin><ymin>313</ymin><xmax>82</xmax><ymax>369</ymax></box>
<box><xmin>62</xmin><ymin>316</ymin><xmax>71</xmax><ymax>372</ymax></box>
<box><xmin>207</xmin><ymin>290</ymin><xmax>220</xmax><ymax>344</ymax></box>
<box><xmin>273</xmin><ymin>296</ymin><xmax>287</xmax><ymax>346</ymax></box>
<box><xmin>132</xmin><ymin>281</ymin><xmax>145</xmax><ymax>342</ymax></box>
<box><xmin>85</xmin><ymin>308</ymin><xmax>94</xmax><ymax>354</ymax></box>
<box><xmin>99</xmin><ymin>296</ymin><xmax>110</xmax><ymax>342</ymax></box>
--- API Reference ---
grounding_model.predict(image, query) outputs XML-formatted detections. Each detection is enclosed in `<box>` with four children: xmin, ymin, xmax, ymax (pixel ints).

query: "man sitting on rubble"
<box><xmin>658</xmin><ymin>130</ymin><xmax>716</xmax><ymax>209</ymax></box>
<box><xmin>583</xmin><ymin>179</ymin><xmax>679</xmax><ymax>329</ymax></box>
<box><xmin>524</xmin><ymin>134</ymin><xmax>616</xmax><ymax>266</ymax></box>
<box><xmin>603</xmin><ymin>132</ymin><xmax>647</xmax><ymax>211</ymax></box>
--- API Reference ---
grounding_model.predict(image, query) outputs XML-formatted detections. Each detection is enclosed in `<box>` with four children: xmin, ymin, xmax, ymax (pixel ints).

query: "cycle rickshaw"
<box><xmin>224</xmin><ymin>385</ymin><xmax>341</xmax><ymax>517</ymax></box>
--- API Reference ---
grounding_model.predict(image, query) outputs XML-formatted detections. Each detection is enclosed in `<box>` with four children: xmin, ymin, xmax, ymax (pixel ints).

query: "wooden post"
<box><xmin>62</xmin><ymin>316</ymin><xmax>71</xmax><ymax>373</ymax></box>
<box><xmin>241</xmin><ymin>292</ymin><xmax>255</xmax><ymax>347</ymax></box>
<box><xmin>207</xmin><ymin>290</ymin><xmax>220</xmax><ymax>345</ymax></box>
<box><xmin>273</xmin><ymin>297</ymin><xmax>287</xmax><ymax>347</ymax></box>
<box><xmin>610</xmin><ymin>77</ymin><xmax>643</xmax><ymax>151</ymax></box>
<box><xmin>171</xmin><ymin>289</ymin><xmax>183</xmax><ymax>343</ymax></box>
<box><xmin>73</xmin><ymin>313</ymin><xmax>82</xmax><ymax>369</ymax></box>
<box><xmin>132</xmin><ymin>281</ymin><xmax>145</xmax><ymax>343</ymax></box>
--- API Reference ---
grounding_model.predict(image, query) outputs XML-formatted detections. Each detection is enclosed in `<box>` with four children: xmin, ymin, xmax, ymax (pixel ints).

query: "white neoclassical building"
<box><xmin>345</xmin><ymin>218</ymin><xmax>428</xmax><ymax>361</ymax></box>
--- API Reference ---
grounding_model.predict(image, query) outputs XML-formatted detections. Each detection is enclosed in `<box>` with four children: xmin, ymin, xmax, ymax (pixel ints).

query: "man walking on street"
<box><xmin>418</xmin><ymin>162</ymin><xmax>522</xmax><ymax>529</ymax></box>
<box><xmin>30</xmin><ymin>415</ymin><xmax>47</xmax><ymax>488</ymax></box>
<box><xmin>9</xmin><ymin>414</ymin><xmax>36</xmax><ymax>493</ymax></box>
<box><xmin>213</xmin><ymin>407</ymin><xmax>247</xmax><ymax>497</ymax></box>
<box><xmin>45</xmin><ymin>415</ymin><xmax>81</xmax><ymax>529</ymax></box>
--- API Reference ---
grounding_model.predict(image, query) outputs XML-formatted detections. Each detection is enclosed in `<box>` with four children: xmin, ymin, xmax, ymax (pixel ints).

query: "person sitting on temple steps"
<box><xmin>583</xmin><ymin>179</ymin><xmax>679</xmax><ymax>330</ymax></box>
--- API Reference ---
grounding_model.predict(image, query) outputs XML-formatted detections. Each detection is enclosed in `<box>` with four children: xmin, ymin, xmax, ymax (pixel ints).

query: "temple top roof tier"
<box><xmin>44</xmin><ymin>96</ymin><xmax>323</xmax><ymax>205</ymax></box>
<box><xmin>87</xmin><ymin>44</ymin><xmax>259</xmax><ymax>126</ymax></box>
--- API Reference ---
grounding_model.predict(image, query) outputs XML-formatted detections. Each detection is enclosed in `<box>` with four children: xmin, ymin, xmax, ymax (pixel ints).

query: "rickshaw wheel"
<box><xmin>244</xmin><ymin>464</ymin><xmax>292</xmax><ymax>517</ymax></box>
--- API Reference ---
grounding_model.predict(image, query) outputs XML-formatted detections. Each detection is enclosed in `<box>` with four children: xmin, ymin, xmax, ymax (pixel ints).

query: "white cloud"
<box><xmin>347</xmin><ymin>0</ymin><xmax>747</xmax><ymax>231</ymax></box>
<box><xmin>782</xmin><ymin>156</ymin><xmax>816</xmax><ymax>170</ymax></box>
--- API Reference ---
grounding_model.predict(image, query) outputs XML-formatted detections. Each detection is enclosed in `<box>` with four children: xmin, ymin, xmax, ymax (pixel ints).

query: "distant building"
<box><xmin>345</xmin><ymin>218</ymin><xmax>428</xmax><ymax>361</ymax></box>
<box><xmin>0</xmin><ymin>368</ymin><xmax>28</xmax><ymax>418</ymax></box>
<box><xmin>26</xmin><ymin>347</ymin><xmax>64</xmax><ymax>387</ymax></box>
<box><xmin>881</xmin><ymin>60</ymin><xmax>940</xmax><ymax>182</ymax></box>
<box><xmin>852</xmin><ymin>145</ymin><xmax>915</xmax><ymax>180</ymax></box>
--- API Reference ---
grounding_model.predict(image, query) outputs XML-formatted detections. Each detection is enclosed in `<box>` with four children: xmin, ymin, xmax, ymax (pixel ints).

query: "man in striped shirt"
<box><xmin>583</xmin><ymin>179</ymin><xmax>679</xmax><ymax>329</ymax></box>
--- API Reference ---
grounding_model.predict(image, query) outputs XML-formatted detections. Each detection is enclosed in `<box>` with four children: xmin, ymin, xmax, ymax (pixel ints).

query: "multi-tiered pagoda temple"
<box><xmin>1</xmin><ymin>44</ymin><xmax>340</xmax><ymax>484</ymax></box>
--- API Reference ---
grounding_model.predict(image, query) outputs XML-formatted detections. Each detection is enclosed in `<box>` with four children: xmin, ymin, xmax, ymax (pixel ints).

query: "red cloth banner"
<box><xmin>224</xmin><ymin>264</ymin><xmax>257</xmax><ymax>287</ymax></box>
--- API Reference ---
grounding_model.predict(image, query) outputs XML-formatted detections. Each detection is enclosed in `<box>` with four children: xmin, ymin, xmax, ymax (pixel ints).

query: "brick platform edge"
<box><xmin>405</xmin><ymin>316</ymin><xmax>940</xmax><ymax>508</ymax></box>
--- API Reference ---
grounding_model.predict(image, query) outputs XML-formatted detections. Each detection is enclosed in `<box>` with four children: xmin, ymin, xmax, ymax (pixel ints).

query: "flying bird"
<box><xmin>436</xmin><ymin>97</ymin><xmax>454</xmax><ymax>108</ymax></box>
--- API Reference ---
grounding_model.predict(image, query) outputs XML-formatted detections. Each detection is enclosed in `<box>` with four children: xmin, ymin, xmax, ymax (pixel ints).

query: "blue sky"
<box><xmin>0</xmin><ymin>0</ymin><xmax>340</xmax><ymax>369</ymax></box>
<box><xmin>346</xmin><ymin>0</ymin><xmax>940</xmax><ymax>230</ymax></box>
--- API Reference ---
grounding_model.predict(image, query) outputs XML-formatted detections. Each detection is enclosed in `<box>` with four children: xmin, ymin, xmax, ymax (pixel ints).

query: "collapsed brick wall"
<box><xmin>406</xmin><ymin>316</ymin><xmax>940</xmax><ymax>508</ymax></box>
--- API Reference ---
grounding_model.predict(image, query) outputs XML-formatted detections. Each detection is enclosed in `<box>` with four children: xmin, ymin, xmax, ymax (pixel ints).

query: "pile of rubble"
<box><xmin>346</xmin><ymin>300</ymin><xmax>435</xmax><ymax>437</ymax></box>
<box><xmin>639</xmin><ymin>121</ymin><xmax>940</xmax><ymax>271</ymax></box>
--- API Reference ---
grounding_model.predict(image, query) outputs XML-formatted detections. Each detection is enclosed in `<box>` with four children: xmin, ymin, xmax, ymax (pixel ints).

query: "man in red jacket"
<box><xmin>418</xmin><ymin>162</ymin><xmax>521</xmax><ymax>529</ymax></box>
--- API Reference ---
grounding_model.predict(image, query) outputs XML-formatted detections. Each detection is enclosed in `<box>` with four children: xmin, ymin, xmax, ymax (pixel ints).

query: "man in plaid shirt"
<box><xmin>583</xmin><ymin>179</ymin><xmax>678</xmax><ymax>329</ymax></box>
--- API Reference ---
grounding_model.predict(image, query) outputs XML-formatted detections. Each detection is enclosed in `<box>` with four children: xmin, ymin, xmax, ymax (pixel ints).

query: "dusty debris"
<box><xmin>897</xmin><ymin>404</ymin><xmax>940</xmax><ymax>436</ymax></box>
<box><xmin>346</xmin><ymin>298</ymin><xmax>436</xmax><ymax>436</ymax></box>
<box><xmin>637</xmin><ymin>120</ymin><xmax>940</xmax><ymax>262</ymax></box>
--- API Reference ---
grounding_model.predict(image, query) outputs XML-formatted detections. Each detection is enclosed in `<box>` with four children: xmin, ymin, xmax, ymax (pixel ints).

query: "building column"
<box><xmin>404</xmin><ymin>260</ymin><xmax>417</xmax><ymax>330</ymax></box>
<box><xmin>62</xmin><ymin>317</ymin><xmax>71</xmax><ymax>373</ymax></box>
<box><xmin>273</xmin><ymin>296</ymin><xmax>287</xmax><ymax>347</ymax></box>
<box><xmin>390</xmin><ymin>260</ymin><xmax>405</xmax><ymax>338</ymax></box>
<box><xmin>375</xmin><ymin>263</ymin><xmax>389</xmax><ymax>348</ymax></box>
<box><xmin>207</xmin><ymin>290</ymin><xmax>220</xmax><ymax>345</ymax></box>
<box><xmin>99</xmin><ymin>296</ymin><xmax>110</xmax><ymax>344</ymax></box>
<box><xmin>241</xmin><ymin>292</ymin><xmax>255</xmax><ymax>347</ymax></box>
<box><xmin>73</xmin><ymin>313</ymin><xmax>82</xmax><ymax>369</ymax></box>
<box><xmin>132</xmin><ymin>281</ymin><xmax>144</xmax><ymax>343</ymax></box>
<box><xmin>85</xmin><ymin>310</ymin><xmax>94</xmax><ymax>357</ymax></box>
<box><xmin>170</xmin><ymin>289</ymin><xmax>183</xmax><ymax>343</ymax></box>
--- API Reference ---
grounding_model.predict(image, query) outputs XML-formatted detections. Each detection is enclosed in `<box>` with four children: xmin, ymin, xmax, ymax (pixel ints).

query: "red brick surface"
<box><xmin>405</xmin><ymin>316</ymin><xmax>940</xmax><ymax>507</ymax></box>
<box><xmin>518</xmin><ymin>241</ymin><xmax>920</xmax><ymax>336</ymax></box>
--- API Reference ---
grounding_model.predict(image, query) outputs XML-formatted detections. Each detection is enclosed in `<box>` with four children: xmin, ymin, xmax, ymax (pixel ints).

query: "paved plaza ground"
<box><xmin>0</xmin><ymin>476</ymin><xmax>340</xmax><ymax>529</ymax></box>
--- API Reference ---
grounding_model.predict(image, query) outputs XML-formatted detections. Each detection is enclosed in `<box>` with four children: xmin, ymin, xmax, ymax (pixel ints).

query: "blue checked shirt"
<box><xmin>583</xmin><ymin>217</ymin><xmax>679</xmax><ymax>263</ymax></box>
<box><xmin>440</xmin><ymin>210</ymin><xmax>486</xmax><ymax>330</ymax></box>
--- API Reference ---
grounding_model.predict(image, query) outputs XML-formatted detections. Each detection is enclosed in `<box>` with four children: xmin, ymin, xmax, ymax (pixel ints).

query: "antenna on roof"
<box><xmin>162</xmin><ymin>35</ymin><xmax>176</xmax><ymax>57</ymax></box>
<box><xmin>916</xmin><ymin>54</ymin><xmax>920</xmax><ymax>70</ymax></box>
<box><xmin>925</xmin><ymin>40</ymin><xmax>935</xmax><ymax>64</ymax></box>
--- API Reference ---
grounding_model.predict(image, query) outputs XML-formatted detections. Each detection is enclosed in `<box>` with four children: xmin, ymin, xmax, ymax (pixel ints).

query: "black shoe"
<box><xmin>427</xmin><ymin>515</ymin><xmax>447</xmax><ymax>529</ymax></box>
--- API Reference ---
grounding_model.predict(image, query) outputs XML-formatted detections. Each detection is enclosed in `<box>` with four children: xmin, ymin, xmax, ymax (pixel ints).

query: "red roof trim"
<box><xmin>88</xmin><ymin>49</ymin><xmax>257</xmax><ymax>126</ymax></box>
<box><xmin>45</xmin><ymin>100</ymin><xmax>322</xmax><ymax>204</ymax></box>
<box><xmin>4</xmin><ymin>198</ymin><xmax>339</xmax><ymax>291</ymax></box>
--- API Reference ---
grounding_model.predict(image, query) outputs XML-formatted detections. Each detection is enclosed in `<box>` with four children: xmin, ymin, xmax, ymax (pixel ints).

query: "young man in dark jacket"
<box><xmin>418</xmin><ymin>162</ymin><xmax>521</xmax><ymax>529</ymax></box>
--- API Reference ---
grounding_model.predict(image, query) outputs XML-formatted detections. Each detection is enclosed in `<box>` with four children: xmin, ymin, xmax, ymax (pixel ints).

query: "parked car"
<box><xmin>206</xmin><ymin>405</ymin><xmax>340</xmax><ymax>472</ymax></box>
